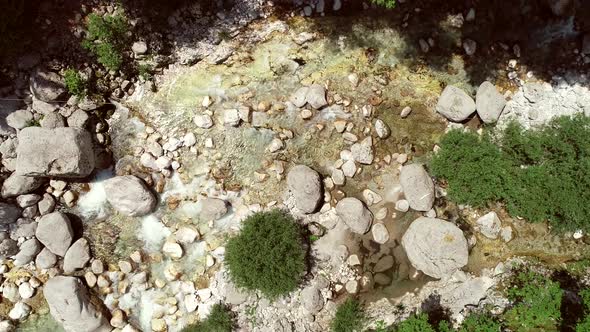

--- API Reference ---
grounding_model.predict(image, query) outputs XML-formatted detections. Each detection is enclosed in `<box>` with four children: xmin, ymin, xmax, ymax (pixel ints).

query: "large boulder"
<box><xmin>104</xmin><ymin>175</ymin><xmax>157</xmax><ymax>216</ymax></box>
<box><xmin>335</xmin><ymin>197</ymin><xmax>373</xmax><ymax>234</ymax></box>
<box><xmin>30</xmin><ymin>69</ymin><xmax>66</xmax><ymax>102</ymax></box>
<box><xmin>63</xmin><ymin>238</ymin><xmax>91</xmax><ymax>273</ymax></box>
<box><xmin>287</xmin><ymin>165</ymin><xmax>323</xmax><ymax>214</ymax></box>
<box><xmin>0</xmin><ymin>203</ymin><xmax>21</xmax><ymax>224</ymax></box>
<box><xmin>14</xmin><ymin>239</ymin><xmax>42</xmax><ymax>266</ymax></box>
<box><xmin>35</xmin><ymin>212</ymin><xmax>73</xmax><ymax>256</ymax></box>
<box><xmin>199</xmin><ymin>198</ymin><xmax>228</xmax><ymax>221</ymax></box>
<box><xmin>401</xmin><ymin>217</ymin><xmax>468</xmax><ymax>279</ymax></box>
<box><xmin>44</xmin><ymin>276</ymin><xmax>111</xmax><ymax>332</ymax></box>
<box><xmin>399</xmin><ymin>164</ymin><xmax>435</xmax><ymax>211</ymax></box>
<box><xmin>436</xmin><ymin>85</ymin><xmax>476</xmax><ymax>122</ymax></box>
<box><xmin>16</xmin><ymin>127</ymin><xmax>95</xmax><ymax>178</ymax></box>
<box><xmin>1</xmin><ymin>173</ymin><xmax>44</xmax><ymax>198</ymax></box>
<box><xmin>476</xmin><ymin>81</ymin><xmax>506</xmax><ymax>123</ymax></box>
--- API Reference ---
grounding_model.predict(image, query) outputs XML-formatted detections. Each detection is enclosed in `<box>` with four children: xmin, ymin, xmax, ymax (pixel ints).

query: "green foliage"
<box><xmin>138</xmin><ymin>63</ymin><xmax>153</xmax><ymax>80</ymax></box>
<box><xmin>83</xmin><ymin>13</ymin><xmax>128</xmax><ymax>71</ymax></box>
<box><xmin>578</xmin><ymin>289</ymin><xmax>590</xmax><ymax>332</ymax></box>
<box><xmin>374</xmin><ymin>320</ymin><xmax>391</xmax><ymax>332</ymax></box>
<box><xmin>331</xmin><ymin>298</ymin><xmax>365</xmax><ymax>332</ymax></box>
<box><xmin>503</xmin><ymin>271</ymin><xmax>563</xmax><ymax>331</ymax></box>
<box><xmin>225</xmin><ymin>210</ymin><xmax>306</xmax><ymax>299</ymax></box>
<box><xmin>395</xmin><ymin>314</ymin><xmax>435</xmax><ymax>332</ymax></box>
<box><xmin>372</xmin><ymin>0</ymin><xmax>397</xmax><ymax>9</ymax></box>
<box><xmin>458</xmin><ymin>313</ymin><xmax>502</xmax><ymax>332</ymax></box>
<box><xmin>430</xmin><ymin>115</ymin><xmax>590</xmax><ymax>231</ymax></box>
<box><xmin>181</xmin><ymin>303</ymin><xmax>233</xmax><ymax>332</ymax></box>
<box><xmin>64</xmin><ymin>69</ymin><xmax>87</xmax><ymax>96</ymax></box>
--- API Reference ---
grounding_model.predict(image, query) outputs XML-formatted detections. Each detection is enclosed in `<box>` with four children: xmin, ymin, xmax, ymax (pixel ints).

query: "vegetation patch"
<box><xmin>181</xmin><ymin>303</ymin><xmax>233</xmax><ymax>332</ymax></box>
<box><xmin>430</xmin><ymin>114</ymin><xmax>590</xmax><ymax>231</ymax></box>
<box><xmin>82</xmin><ymin>13</ymin><xmax>128</xmax><ymax>71</ymax></box>
<box><xmin>395</xmin><ymin>313</ymin><xmax>435</xmax><ymax>332</ymax></box>
<box><xmin>64</xmin><ymin>69</ymin><xmax>87</xmax><ymax>96</ymax></box>
<box><xmin>331</xmin><ymin>298</ymin><xmax>365</xmax><ymax>332</ymax></box>
<box><xmin>225</xmin><ymin>209</ymin><xmax>306</xmax><ymax>299</ymax></box>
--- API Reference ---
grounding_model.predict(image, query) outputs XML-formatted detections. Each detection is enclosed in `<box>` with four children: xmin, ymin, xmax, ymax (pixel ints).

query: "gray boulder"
<box><xmin>36</xmin><ymin>247</ymin><xmax>58</xmax><ymax>269</ymax></box>
<box><xmin>44</xmin><ymin>276</ymin><xmax>111</xmax><ymax>332</ymax></box>
<box><xmin>67</xmin><ymin>110</ymin><xmax>90</xmax><ymax>128</ymax></box>
<box><xmin>335</xmin><ymin>197</ymin><xmax>373</xmax><ymax>234</ymax></box>
<box><xmin>0</xmin><ymin>137</ymin><xmax>17</xmax><ymax>158</ymax></box>
<box><xmin>14</xmin><ymin>239</ymin><xmax>42</xmax><ymax>266</ymax></box>
<box><xmin>0</xmin><ymin>234</ymin><xmax>18</xmax><ymax>259</ymax></box>
<box><xmin>1</xmin><ymin>173</ymin><xmax>44</xmax><ymax>198</ymax></box>
<box><xmin>9</xmin><ymin>218</ymin><xmax>37</xmax><ymax>239</ymax></box>
<box><xmin>476</xmin><ymin>81</ymin><xmax>506</xmax><ymax>123</ymax></box>
<box><xmin>287</xmin><ymin>165</ymin><xmax>323</xmax><ymax>214</ymax></box>
<box><xmin>36</xmin><ymin>212</ymin><xmax>73</xmax><ymax>256</ymax></box>
<box><xmin>401</xmin><ymin>217</ymin><xmax>468</xmax><ymax>279</ymax></box>
<box><xmin>16</xmin><ymin>127</ymin><xmax>95</xmax><ymax>178</ymax></box>
<box><xmin>0</xmin><ymin>99</ymin><xmax>18</xmax><ymax>136</ymax></box>
<box><xmin>40</xmin><ymin>113</ymin><xmax>66</xmax><ymax>128</ymax></box>
<box><xmin>351</xmin><ymin>137</ymin><xmax>374</xmax><ymax>164</ymax></box>
<box><xmin>199</xmin><ymin>198</ymin><xmax>228</xmax><ymax>221</ymax></box>
<box><xmin>6</xmin><ymin>110</ymin><xmax>33</xmax><ymax>130</ymax></box>
<box><xmin>30</xmin><ymin>69</ymin><xmax>66</xmax><ymax>102</ymax></box>
<box><xmin>301</xmin><ymin>286</ymin><xmax>324</xmax><ymax>314</ymax></box>
<box><xmin>0</xmin><ymin>203</ymin><xmax>21</xmax><ymax>224</ymax></box>
<box><xmin>63</xmin><ymin>238</ymin><xmax>90</xmax><ymax>273</ymax></box>
<box><xmin>290</xmin><ymin>87</ymin><xmax>309</xmax><ymax>107</ymax></box>
<box><xmin>436</xmin><ymin>85</ymin><xmax>476</xmax><ymax>122</ymax></box>
<box><xmin>476</xmin><ymin>212</ymin><xmax>502</xmax><ymax>239</ymax></box>
<box><xmin>103</xmin><ymin>175</ymin><xmax>157</xmax><ymax>216</ymax></box>
<box><xmin>400</xmin><ymin>164</ymin><xmax>435</xmax><ymax>211</ymax></box>
<box><xmin>306</xmin><ymin>84</ymin><xmax>328</xmax><ymax>109</ymax></box>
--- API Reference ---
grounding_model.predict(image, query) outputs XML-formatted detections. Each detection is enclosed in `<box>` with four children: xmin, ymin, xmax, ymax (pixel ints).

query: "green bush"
<box><xmin>82</xmin><ymin>13</ymin><xmax>128</xmax><ymax>71</ymax></box>
<box><xmin>395</xmin><ymin>314</ymin><xmax>435</xmax><ymax>332</ymax></box>
<box><xmin>503</xmin><ymin>271</ymin><xmax>563</xmax><ymax>331</ymax></box>
<box><xmin>181</xmin><ymin>303</ymin><xmax>233</xmax><ymax>332</ymax></box>
<box><xmin>331</xmin><ymin>298</ymin><xmax>365</xmax><ymax>332</ymax></box>
<box><xmin>225</xmin><ymin>210</ymin><xmax>306</xmax><ymax>299</ymax></box>
<box><xmin>578</xmin><ymin>289</ymin><xmax>590</xmax><ymax>331</ymax></box>
<box><xmin>64</xmin><ymin>69</ymin><xmax>87</xmax><ymax>96</ymax></box>
<box><xmin>430</xmin><ymin>114</ymin><xmax>590</xmax><ymax>231</ymax></box>
<box><xmin>458</xmin><ymin>313</ymin><xmax>502</xmax><ymax>332</ymax></box>
<box><xmin>372</xmin><ymin>0</ymin><xmax>397</xmax><ymax>9</ymax></box>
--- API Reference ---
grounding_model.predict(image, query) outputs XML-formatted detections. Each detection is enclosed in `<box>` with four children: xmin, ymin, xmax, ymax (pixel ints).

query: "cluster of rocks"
<box><xmin>436</xmin><ymin>81</ymin><xmax>507</xmax><ymax>124</ymax></box>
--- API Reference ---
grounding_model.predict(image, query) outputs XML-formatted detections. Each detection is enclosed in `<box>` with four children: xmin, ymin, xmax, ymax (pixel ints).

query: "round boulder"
<box><xmin>401</xmin><ymin>217</ymin><xmax>468</xmax><ymax>279</ymax></box>
<box><xmin>103</xmin><ymin>175</ymin><xmax>157</xmax><ymax>217</ymax></box>
<box><xmin>400</xmin><ymin>164</ymin><xmax>435</xmax><ymax>212</ymax></box>
<box><xmin>287</xmin><ymin>165</ymin><xmax>323</xmax><ymax>214</ymax></box>
<box><xmin>436</xmin><ymin>85</ymin><xmax>476</xmax><ymax>122</ymax></box>
<box><xmin>335</xmin><ymin>197</ymin><xmax>373</xmax><ymax>234</ymax></box>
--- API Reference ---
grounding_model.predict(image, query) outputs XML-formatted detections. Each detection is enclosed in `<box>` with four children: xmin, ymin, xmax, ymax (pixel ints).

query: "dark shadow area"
<box><xmin>421</xmin><ymin>293</ymin><xmax>452</xmax><ymax>328</ymax></box>
<box><xmin>552</xmin><ymin>270</ymin><xmax>585</xmax><ymax>332</ymax></box>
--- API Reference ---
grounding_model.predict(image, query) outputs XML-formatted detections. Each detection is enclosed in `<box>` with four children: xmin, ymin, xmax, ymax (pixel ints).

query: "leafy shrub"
<box><xmin>395</xmin><ymin>314</ymin><xmax>435</xmax><ymax>332</ymax></box>
<box><xmin>181</xmin><ymin>303</ymin><xmax>233</xmax><ymax>332</ymax></box>
<box><xmin>372</xmin><ymin>0</ymin><xmax>397</xmax><ymax>9</ymax></box>
<box><xmin>578</xmin><ymin>289</ymin><xmax>590</xmax><ymax>331</ymax></box>
<box><xmin>430</xmin><ymin>114</ymin><xmax>590</xmax><ymax>231</ymax></box>
<box><xmin>64</xmin><ymin>69</ymin><xmax>86</xmax><ymax>96</ymax></box>
<box><xmin>331</xmin><ymin>298</ymin><xmax>365</xmax><ymax>332</ymax></box>
<box><xmin>503</xmin><ymin>271</ymin><xmax>563</xmax><ymax>331</ymax></box>
<box><xmin>225</xmin><ymin>209</ymin><xmax>306</xmax><ymax>299</ymax></box>
<box><xmin>82</xmin><ymin>13</ymin><xmax>128</xmax><ymax>71</ymax></box>
<box><xmin>458</xmin><ymin>313</ymin><xmax>502</xmax><ymax>332</ymax></box>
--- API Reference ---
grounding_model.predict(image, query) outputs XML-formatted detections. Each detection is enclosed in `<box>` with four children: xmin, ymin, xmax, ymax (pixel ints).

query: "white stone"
<box><xmin>374</xmin><ymin>119</ymin><xmax>390</xmax><ymax>138</ymax></box>
<box><xmin>175</xmin><ymin>227</ymin><xmax>199</xmax><ymax>244</ymax></box>
<box><xmin>400</xmin><ymin>106</ymin><xmax>412</xmax><ymax>118</ymax></box>
<box><xmin>163</xmin><ymin>241</ymin><xmax>183</xmax><ymax>259</ymax></box>
<box><xmin>18</xmin><ymin>282</ymin><xmax>34</xmax><ymax>299</ymax></box>
<box><xmin>332</xmin><ymin>169</ymin><xmax>345</xmax><ymax>186</ymax></box>
<box><xmin>268</xmin><ymin>138</ymin><xmax>284</xmax><ymax>153</ymax></box>
<box><xmin>341</xmin><ymin>160</ymin><xmax>357</xmax><ymax>178</ymax></box>
<box><xmin>194</xmin><ymin>114</ymin><xmax>213</xmax><ymax>129</ymax></box>
<box><xmin>184</xmin><ymin>294</ymin><xmax>198</xmax><ymax>313</ymax></box>
<box><xmin>202</xmin><ymin>96</ymin><xmax>213</xmax><ymax>107</ymax></box>
<box><xmin>574</xmin><ymin>230</ymin><xmax>584</xmax><ymax>240</ymax></box>
<box><xmin>345</xmin><ymin>280</ymin><xmax>359</xmax><ymax>294</ymax></box>
<box><xmin>395</xmin><ymin>199</ymin><xmax>410</xmax><ymax>212</ymax></box>
<box><xmin>362</xmin><ymin>189</ymin><xmax>382</xmax><ymax>206</ymax></box>
<box><xmin>183</xmin><ymin>133</ymin><xmax>197</xmax><ymax>147</ymax></box>
<box><xmin>372</xmin><ymin>223</ymin><xmax>390</xmax><ymax>244</ymax></box>
<box><xmin>9</xmin><ymin>302</ymin><xmax>30</xmax><ymax>320</ymax></box>
<box><xmin>224</xmin><ymin>109</ymin><xmax>241</xmax><ymax>126</ymax></box>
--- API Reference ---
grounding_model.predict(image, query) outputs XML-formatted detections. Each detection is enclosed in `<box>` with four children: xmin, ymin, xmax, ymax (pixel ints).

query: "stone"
<box><xmin>352</xmin><ymin>136</ymin><xmax>374</xmax><ymax>163</ymax></box>
<box><xmin>63</xmin><ymin>238</ymin><xmax>91</xmax><ymax>273</ymax></box>
<box><xmin>400</xmin><ymin>106</ymin><xmax>412</xmax><ymax>118</ymax></box>
<box><xmin>362</xmin><ymin>189</ymin><xmax>382</xmax><ymax>206</ymax></box>
<box><xmin>0</xmin><ymin>320</ymin><xmax>14</xmax><ymax>332</ymax></box>
<box><xmin>0</xmin><ymin>203</ymin><xmax>20</xmax><ymax>225</ymax></box>
<box><xmin>185</xmin><ymin>294</ymin><xmax>198</xmax><ymax>313</ymax></box>
<box><xmin>306</xmin><ymin>84</ymin><xmax>328</xmax><ymax>109</ymax></box>
<box><xmin>301</xmin><ymin>286</ymin><xmax>324</xmax><ymax>313</ymax></box>
<box><xmin>2</xmin><ymin>173</ymin><xmax>43</xmax><ymax>198</ymax></box>
<box><xmin>30</xmin><ymin>69</ymin><xmax>66</xmax><ymax>102</ymax></box>
<box><xmin>374</xmin><ymin>119</ymin><xmax>390</xmax><ymax>138</ymax></box>
<box><xmin>44</xmin><ymin>276</ymin><xmax>111</xmax><ymax>332</ymax></box>
<box><xmin>118</xmin><ymin>260</ymin><xmax>133</xmax><ymax>274</ymax></box>
<box><xmin>500</xmin><ymin>226</ymin><xmax>513</xmax><ymax>242</ymax></box>
<box><xmin>38</xmin><ymin>193</ymin><xmax>56</xmax><ymax>215</ymax></box>
<box><xmin>132</xmin><ymin>41</ymin><xmax>148</xmax><ymax>55</ymax></box>
<box><xmin>224</xmin><ymin>281</ymin><xmax>249</xmax><ymax>305</ymax></box>
<box><xmin>194</xmin><ymin>114</ymin><xmax>213</xmax><ymax>129</ymax></box>
<box><xmin>163</xmin><ymin>241</ymin><xmax>183</xmax><ymax>259</ymax></box>
<box><xmin>476</xmin><ymin>81</ymin><xmax>506</xmax><ymax>123</ymax></box>
<box><xmin>395</xmin><ymin>199</ymin><xmax>410</xmax><ymax>212</ymax></box>
<box><xmin>371</xmin><ymin>223</ymin><xmax>390</xmax><ymax>244</ymax></box>
<box><xmin>175</xmin><ymin>227</ymin><xmax>199</xmax><ymax>244</ymax></box>
<box><xmin>268</xmin><ymin>138</ymin><xmax>284</xmax><ymax>153</ymax></box>
<box><xmin>40</xmin><ymin>113</ymin><xmax>66</xmax><ymax>128</ymax></box>
<box><xmin>14</xmin><ymin>239</ymin><xmax>42</xmax><ymax>266</ymax></box>
<box><xmin>374</xmin><ymin>273</ymin><xmax>392</xmax><ymax>286</ymax></box>
<box><xmin>287</xmin><ymin>165</ymin><xmax>323</xmax><ymax>214</ymax></box>
<box><xmin>6</xmin><ymin>110</ymin><xmax>33</xmax><ymax>130</ymax></box>
<box><xmin>335</xmin><ymin>197</ymin><xmax>373</xmax><ymax>234</ymax></box>
<box><xmin>436</xmin><ymin>85</ymin><xmax>476</xmax><ymax>122</ymax></box>
<box><xmin>103</xmin><ymin>175</ymin><xmax>157</xmax><ymax>216</ymax></box>
<box><xmin>16</xmin><ymin>194</ymin><xmax>42</xmax><ymax>207</ymax></box>
<box><xmin>36</xmin><ymin>247</ymin><xmax>58</xmax><ymax>269</ymax></box>
<box><xmin>345</xmin><ymin>280</ymin><xmax>359</xmax><ymax>294</ymax></box>
<box><xmin>374</xmin><ymin>255</ymin><xmax>394</xmax><ymax>272</ymax></box>
<box><xmin>402</xmin><ymin>217</ymin><xmax>469</xmax><ymax>279</ymax></box>
<box><xmin>341</xmin><ymin>159</ymin><xmax>357</xmax><ymax>178</ymax></box>
<box><xmin>10</xmin><ymin>218</ymin><xmax>37</xmax><ymax>239</ymax></box>
<box><xmin>91</xmin><ymin>260</ymin><xmax>104</xmax><ymax>274</ymax></box>
<box><xmin>0</xmin><ymin>237</ymin><xmax>18</xmax><ymax>258</ymax></box>
<box><xmin>183</xmin><ymin>133</ymin><xmax>197</xmax><ymax>147</ymax></box>
<box><xmin>110</xmin><ymin>309</ymin><xmax>126</xmax><ymax>328</ymax></box>
<box><xmin>9</xmin><ymin>302</ymin><xmax>30</xmax><ymax>320</ymax></box>
<box><xmin>476</xmin><ymin>212</ymin><xmax>502</xmax><ymax>239</ymax></box>
<box><xmin>400</xmin><ymin>164</ymin><xmax>435</xmax><ymax>211</ymax></box>
<box><xmin>290</xmin><ymin>87</ymin><xmax>309</xmax><ymax>107</ymax></box>
<box><xmin>151</xmin><ymin>319</ymin><xmax>166</xmax><ymax>332</ymax></box>
<box><xmin>223</xmin><ymin>109</ymin><xmax>241</xmax><ymax>126</ymax></box>
<box><xmin>463</xmin><ymin>39</ymin><xmax>477</xmax><ymax>55</ymax></box>
<box><xmin>347</xmin><ymin>254</ymin><xmax>361</xmax><ymax>266</ymax></box>
<box><xmin>67</xmin><ymin>109</ymin><xmax>90</xmax><ymax>128</ymax></box>
<box><xmin>16</xmin><ymin>127</ymin><xmax>95</xmax><ymax>178</ymax></box>
<box><xmin>36</xmin><ymin>212</ymin><xmax>73</xmax><ymax>256</ymax></box>
<box><xmin>18</xmin><ymin>282</ymin><xmax>34</xmax><ymax>299</ymax></box>
<box><xmin>332</xmin><ymin>169</ymin><xmax>345</xmax><ymax>186</ymax></box>
<box><xmin>2</xmin><ymin>283</ymin><xmax>19</xmax><ymax>302</ymax></box>
<box><xmin>199</xmin><ymin>198</ymin><xmax>228</xmax><ymax>221</ymax></box>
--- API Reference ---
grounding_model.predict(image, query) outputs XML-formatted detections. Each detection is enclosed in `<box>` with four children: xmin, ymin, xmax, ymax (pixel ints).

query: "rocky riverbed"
<box><xmin>1</xmin><ymin>0</ymin><xmax>590</xmax><ymax>331</ymax></box>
